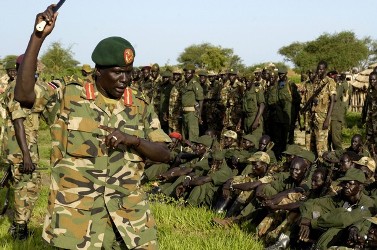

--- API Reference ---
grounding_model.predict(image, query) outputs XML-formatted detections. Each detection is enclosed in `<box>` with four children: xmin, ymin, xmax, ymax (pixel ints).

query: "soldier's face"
<box><xmin>370</xmin><ymin>74</ymin><xmax>377</xmax><ymax>90</ymax></box>
<box><xmin>252</xmin><ymin>161</ymin><xmax>267</xmax><ymax>177</ymax></box>
<box><xmin>151</xmin><ymin>70</ymin><xmax>159</xmax><ymax>79</ymax></box>
<box><xmin>259</xmin><ymin>138</ymin><xmax>268</xmax><ymax>151</ymax></box>
<box><xmin>199</xmin><ymin>75</ymin><xmax>207</xmax><ymax>84</ymax></box>
<box><xmin>132</xmin><ymin>70</ymin><xmax>140</xmax><ymax>80</ymax></box>
<box><xmin>351</xmin><ymin>136</ymin><xmax>362</xmax><ymax>151</ymax></box>
<box><xmin>341</xmin><ymin>180</ymin><xmax>361</xmax><ymax>197</ymax></box>
<box><xmin>311</xmin><ymin>172</ymin><xmax>325</xmax><ymax>190</ymax></box>
<box><xmin>162</xmin><ymin>76</ymin><xmax>170</xmax><ymax>84</ymax></box>
<box><xmin>96</xmin><ymin>65</ymin><xmax>133</xmax><ymax>99</ymax></box>
<box><xmin>224</xmin><ymin>137</ymin><xmax>234</xmax><ymax>148</ymax></box>
<box><xmin>173</xmin><ymin>73</ymin><xmax>181</xmax><ymax>82</ymax></box>
<box><xmin>290</xmin><ymin>161</ymin><xmax>306</xmax><ymax>181</ymax></box>
<box><xmin>6</xmin><ymin>69</ymin><xmax>17</xmax><ymax>79</ymax></box>
<box><xmin>241</xmin><ymin>139</ymin><xmax>254</xmax><ymax>150</ymax></box>
<box><xmin>339</xmin><ymin>155</ymin><xmax>353</xmax><ymax>173</ymax></box>
<box><xmin>184</xmin><ymin>70</ymin><xmax>194</xmax><ymax>82</ymax></box>
<box><xmin>316</xmin><ymin>64</ymin><xmax>327</xmax><ymax>79</ymax></box>
<box><xmin>142</xmin><ymin>69</ymin><xmax>150</xmax><ymax>79</ymax></box>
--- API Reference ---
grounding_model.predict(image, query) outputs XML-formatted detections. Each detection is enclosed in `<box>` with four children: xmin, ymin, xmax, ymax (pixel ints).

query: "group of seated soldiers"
<box><xmin>142</xmin><ymin>129</ymin><xmax>377</xmax><ymax>250</ymax></box>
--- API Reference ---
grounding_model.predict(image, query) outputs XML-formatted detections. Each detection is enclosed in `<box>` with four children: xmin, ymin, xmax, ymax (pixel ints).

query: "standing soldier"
<box><xmin>239</xmin><ymin>71</ymin><xmax>265</xmax><ymax>139</ymax></box>
<box><xmin>140</xmin><ymin>65</ymin><xmax>153</xmax><ymax>100</ymax></box>
<box><xmin>158</xmin><ymin>70</ymin><xmax>174</xmax><ymax>133</ymax></box>
<box><xmin>169</xmin><ymin>67</ymin><xmax>184</xmax><ymax>133</ymax></box>
<box><xmin>15</xmin><ymin>6</ymin><xmax>171</xmax><ymax>249</ymax></box>
<box><xmin>181</xmin><ymin>64</ymin><xmax>204</xmax><ymax>141</ymax></box>
<box><xmin>363</xmin><ymin>72</ymin><xmax>377</xmax><ymax>159</ymax></box>
<box><xmin>329</xmin><ymin>71</ymin><xmax>351</xmax><ymax>151</ymax></box>
<box><xmin>265</xmin><ymin>68</ymin><xmax>292</xmax><ymax>160</ymax></box>
<box><xmin>301</xmin><ymin>69</ymin><xmax>316</xmax><ymax>150</ymax></box>
<box><xmin>151</xmin><ymin>63</ymin><xmax>162</xmax><ymax>116</ymax></box>
<box><xmin>206</xmin><ymin>70</ymin><xmax>222</xmax><ymax>133</ymax></box>
<box><xmin>308</xmin><ymin>61</ymin><xmax>336</xmax><ymax>161</ymax></box>
<box><xmin>3</xmin><ymin>54</ymin><xmax>62</xmax><ymax>240</ymax></box>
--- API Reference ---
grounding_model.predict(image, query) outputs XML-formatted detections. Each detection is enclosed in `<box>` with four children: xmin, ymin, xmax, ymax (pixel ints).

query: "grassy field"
<box><xmin>0</xmin><ymin>112</ymin><xmax>364</xmax><ymax>249</ymax></box>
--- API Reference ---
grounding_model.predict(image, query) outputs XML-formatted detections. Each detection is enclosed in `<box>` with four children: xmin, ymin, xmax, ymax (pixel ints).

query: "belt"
<box><xmin>182</xmin><ymin>107</ymin><xmax>195</xmax><ymax>112</ymax></box>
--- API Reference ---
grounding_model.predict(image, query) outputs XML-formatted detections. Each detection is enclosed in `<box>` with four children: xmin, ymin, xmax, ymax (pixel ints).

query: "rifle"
<box><xmin>0</xmin><ymin>165</ymin><xmax>12</xmax><ymax>216</ymax></box>
<box><xmin>300</xmin><ymin>80</ymin><xmax>327</xmax><ymax>114</ymax></box>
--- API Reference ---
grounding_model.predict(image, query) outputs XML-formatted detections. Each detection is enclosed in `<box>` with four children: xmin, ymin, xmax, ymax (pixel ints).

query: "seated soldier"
<box><xmin>158</xmin><ymin>135</ymin><xmax>213</xmax><ymax>197</ymax></box>
<box><xmin>176</xmin><ymin>150</ymin><xmax>233</xmax><ymax>207</ymax></box>
<box><xmin>297</xmin><ymin>168</ymin><xmax>375</xmax><ymax>250</ymax></box>
<box><xmin>354</xmin><ymin>156</ymin><xmax>376</xmax><ymax>185</ymax></box>
<box><xmin>142</xmin><ymin>132</ymin><xmax>184</xmax><ymax>183</ymax></box>
<box><xmin>213</xmin><ymin>151</ymin><xmax>271</xmax><ymax>215</ymax></box>
<box><xmin>258</xmin><ymin>135</ymin><xmax>278</xmax><ymax>166</ymax></box>
<box><xmin>265</xmin><ymin>167</ymin><xmax>332</xmax><ymax>249</ymax></box>
<box><xmin>343</xmin><ymin>215</ymin><xmax>377</xmax><ymax>249</ymax></box>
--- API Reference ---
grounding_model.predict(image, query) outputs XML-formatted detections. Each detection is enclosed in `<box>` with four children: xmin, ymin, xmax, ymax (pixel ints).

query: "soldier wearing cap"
<box><xmin>239</xmin><ymin>67</ymin><xmax>265</xmax><ymax>138</ymax></box>
<box><xmin>197</xmin><ymin>69</ymin><xmax>210</xmax><ymax>133</ymax></box>
<box><xmin>181</xmin><ymin>64</ymin><xmax>204</xmax><ymax>141</ymax></box>
<box><xmin>81</xmin><ymin>64</ymin><xmax>92</xmax><ymax>77</ymax></box>
<box><xmin>363</xmin><ymin>71</ymin><xmax>377</xmax><ymax>159</ymax></box>
<box><xmin>298</xmin><ymin>168</ymin><xmax>374</xmax><ymax>250</ymax></box>
<box><xmin>169</xmin><ymin>67</ymin><xmax>184</xmax><ymax>133</ymax></box>
<box><xmin>15</xmin><ymin>5</ymin><xmax>171</xmax><ymax>249</ymax></box>
<box><xmin>265</xmin><ymin>67</ymin><xmax>292</xmax><ymax>160</ymax></box>
<box><xmin>178</xmin><ymin>150</ymin><xmax>233</xmax><ymax>207</ymax></box>
<box><xmin>150</xmin><ymin>63</ymin><xmax>162</xmax><ymax>116</ymax></box>
<box><xmin>353</xmin><ymin>156</ymin><xmax>376</xmax><ymax>184</ymax></box>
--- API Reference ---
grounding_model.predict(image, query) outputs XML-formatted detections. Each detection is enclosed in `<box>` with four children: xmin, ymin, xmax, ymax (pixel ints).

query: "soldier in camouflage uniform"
<box><xmin>3</xmin><ymin>55</ymin><xmax>62</xmax><ymax>240</ymax></box>
<box><xmin>140</xmin><ymin>65</ymin><xmax>154</xmax><ymax>100</ymax></box>
<box><xmin>151</xmin><ymin>63</ymin><xmax>162</xmax><ymax>116</ymax></box>
<box><xmin>15</xmin><ymin>7</ymin><xmax>171</xmax><ymax>249</ymax></box>
<box><xmin>158</xmin><ymin>70</ymin><xmax>174</xmax><ymax>133</ymax></box>
<box><xmin>181</xmin><ymin>64</ymin><xmax>204</xmax><ymax>141</ymax></box>
<box><xmin>131</xmin><ymin>66</ymin><xmax>141</xmax><ymax>89</ymax></box>
<box><xmin>169</xmin><ymin>67</ymin><xmax>184</xmax><ymax>133</ymax></box>
<box><xmin>364</xmin><ymin>72</ymin><xmax>377</xmax><ymax>159</ymax></box>
<box><xmin>308</xmin><ymin>61</ymin><xmax>337</xmax><ymax>161</ymax></box>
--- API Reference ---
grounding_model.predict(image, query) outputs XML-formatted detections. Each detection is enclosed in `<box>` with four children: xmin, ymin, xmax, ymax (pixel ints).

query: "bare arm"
<box><xmin>13</xmin><ymin>118</ymin><xmax>35</xmax><ymax>173</ymax></box>
<box><xmin>15</xmin><ymin>5</ymin><xmax>58</xmax><ymax>108</ymax></box>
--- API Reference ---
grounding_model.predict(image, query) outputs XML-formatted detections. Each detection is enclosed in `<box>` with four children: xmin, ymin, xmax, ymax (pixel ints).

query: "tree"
<box><xmin>40</xmin><ymin>41</ymin><xmax>79</xmax><ymax>78</ymax></box>
<box><xmin>278</xmin><ymin>31</ymin><xmax>374</xmax><ymax>72</ymax></box>
<box><xmin>177</xmin><ymin>43</ymin><xmax>244</xmax><ymax>71</ymax></box>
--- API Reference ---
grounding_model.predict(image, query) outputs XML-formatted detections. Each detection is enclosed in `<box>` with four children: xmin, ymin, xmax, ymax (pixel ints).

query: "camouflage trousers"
<box><xmin>11</xmin><ymin>164</ymin><xmax>41</xmax><ymax>224</ymax></box>
<box><xmin>310</xmin><ymin>114</ymin><xmax>329</xmax><ymax>161</ymax></box>
<box><xmin>231</xmin><ymin>175</ymin><xmax>255</xmax><ymax>203</ymax></box>
<box><xmin>366</xmin><ymin>118</ymin><xmax>377</xmax><ymax>153</ymax></box>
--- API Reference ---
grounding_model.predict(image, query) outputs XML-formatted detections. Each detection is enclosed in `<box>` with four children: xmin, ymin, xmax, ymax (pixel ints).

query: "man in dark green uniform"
<box><xmin>181</xmin><ymin>64</ymin><xmax>204</xmax><ymax>141</ymax></box>
<box><xmin>298</xmin><ymin>168</ymin><xmax>375</xmax><ymax>250</ymax></box>
<box><xmin>158</xmin><ymin>70</ymin><xmax>174</xmax><ymax>133</ymax></box>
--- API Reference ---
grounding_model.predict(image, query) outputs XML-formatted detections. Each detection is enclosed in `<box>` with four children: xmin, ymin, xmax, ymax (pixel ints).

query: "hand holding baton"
<box><xmin>36</xmin><ymin>0</ymin><xmax>66</xmax><ymax>31</ymax></box>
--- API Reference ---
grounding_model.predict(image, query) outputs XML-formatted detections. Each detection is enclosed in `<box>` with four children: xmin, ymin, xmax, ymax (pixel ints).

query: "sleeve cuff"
<box><xmin>311</xmin><ymin>219</ymin><xmax>318</xmax><ymax>229</ymax></box>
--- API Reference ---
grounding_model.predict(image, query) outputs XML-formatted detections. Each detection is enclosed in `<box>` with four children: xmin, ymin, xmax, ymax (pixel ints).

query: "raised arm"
<box><xmin>15</xmin><ymin>5</ymin><xmax>58</xmax><ymax>108</ymax></box>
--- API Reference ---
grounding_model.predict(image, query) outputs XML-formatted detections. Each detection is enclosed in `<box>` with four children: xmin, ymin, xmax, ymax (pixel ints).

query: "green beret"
<box><xmin>91</xmin><ymin>36</ymin><xmax>135</xmax><ymax>67</ymax></box>
<box><xmin>5</xmin><ymin>60</ymin><xmax>16</xmax><ymax>70</ymax></box>
<box><xmin>183</xmin><ymin>63</ymin><xmax>196</xmax><ymax>71</ymax></box>
<box><xmin>296</xmin><ymin>149</ymin><xmax>316</xmax><ymax>163</ymax></box>
<box><xmin>282</xmin><ymin>144</ymin><xmax>302</xmax><ymax>156</ymax></box>
<box><xmin>192</xmin><ymin>135</ymin><xmax>213</xmax><ymax>148</ymax></box>
<box><xmin>197</xmin><ymin>69</ymin><xmax>208</xmax><ymax>76</ymax></box>
<box><xmin>211</xmin><ymin>150</ymin><xmax>225</xmax><ymax>161</ymax></box>
<box><xmin>337</xmin><ymin>168</ymin><xmax>366</xmax><ymax>184</ymax></box>
<box><xmin>242</xmin><ymin>134</ymin><xmax>259</xmax><ymax>146</ymax></box>
<box><xmin>161</xmin><ymin>70</ymin><xmax>173</xmax><ymax>77</ymax></box>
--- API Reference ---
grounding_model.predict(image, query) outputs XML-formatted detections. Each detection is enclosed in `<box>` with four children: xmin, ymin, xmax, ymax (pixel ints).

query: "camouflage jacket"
<box><xmin>43</xmin><ymin>79</ymin><xmax>169</xmax><ymax>249</ymax></box>
<box><xmin>2</xmin><ymin>79</ymin><xmax>61</xmax><ymax>164</ymax></box>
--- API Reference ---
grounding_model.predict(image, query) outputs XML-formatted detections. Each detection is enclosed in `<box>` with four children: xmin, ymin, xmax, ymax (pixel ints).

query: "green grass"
<box><xmin>0</xmin><ymin>113</ymin><xmax>364</xmax><ymax>249</ymax></box>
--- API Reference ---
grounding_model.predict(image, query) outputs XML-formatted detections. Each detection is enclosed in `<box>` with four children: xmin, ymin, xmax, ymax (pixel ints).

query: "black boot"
<box><xmin>213</xmin><ymin>197</ymin><xmax>232</xmax><ymax>214</ymax></box>
<box><xmin>9</xmin><ymin>222</ymin><xmax>29</xmax><ymax>240</ymax></box>
<box><xmin>225</xmin><ymin>200</ymin><xmax>244</xmax><ymax>218</ymax></box>
<box><xmin>140</xmin><ymin>174</ymin><xmax>149</xmax><ymax>185</ymax></box>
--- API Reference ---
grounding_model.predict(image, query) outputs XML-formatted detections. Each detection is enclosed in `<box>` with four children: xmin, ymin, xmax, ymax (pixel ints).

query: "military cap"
<box><xmin>223</xmin><ymin>130</ymin><xmax>237</xmax><ymax>139</ymax></box>
<box><xmin>197</xmin><ymin>69</ymin><xmax>208</xmax><ymax>76</ymax></box>
<box><xmin>242</xmin><ymin>134</ymin><xmax>259</xmax><ymax>146</ymax></box>
<box><xmin>183</xmin><ymin>63</ymin><xmax>196</xmax><ymax>71</ymax></box>
<box><xmin>191</xmin><ymin>135</ymin><xmax>213</xmax><ymax>148</ymax></box>
<box><xmin>172</xmin><ymin>67</ymin><xmax>183</xmax><ymax>74</ymax></box>
<box><xmin>248</xmin><ymin>151</ymin><xmax>270</xmax><ymax>164</ymax></box>
<box><xmin>207</xmin><ymin>70</ymin><xmax>217</xmax><ymax>76</ymax></box>
<box><xmin>211</xmin><ymin>150</ymin><xmax>225</xmax><ymax>161</ymax></box>
<box><xmin>366</xmin><ymin>216</ymin><xmax>377</xmax><ymax>225</ymax></box>
<box><xmin>92</xmin><ymin>36</ymin><xmax>135</xmax><ymax>66</ymax></box>
<box><xmin>282</xmin><ymin>144</ymin><xmax>302</xmax><ymax>156</ymax></box>
<box><xmin>278</xmin><ymin>67</ymin><xmax>288</xmax><ymax>74</ymax></box>
<box><xmin>151</xmin><ymin>63</ymin><xmax>160</xmax><ymax>71</ymax></box>
<box><xmin>337</xmin><ymin>168</ymin><xmax>366</xmax><ymax>184</ymax></box>
<box><xmin>296</xmin><ymin>149</ymin><xmax>316</xmax><ymax>163</ymax></box>
<box><xmin>322</xmin><ymin>151</ymin><xmax>340</xmax><ymax>164</ymax></box>
<box><xmin>161</xmin><ymin>70</ymin><xmax>173</xmax><ymax>77</ymax></box>
<box><xmin>4</xmin><ymin>60</ymin><xmax>16</xmax><ymax>70</ymax></box>
<box><xmin>353</xmin><ymin>157</ymin><xmax>376</xmax><ymax>173</ymax></box>
<box><xmin>81</xmin><ymin>64</ymin><xmax>92</xmax><ymax>73</ymax></box>
<box><xmin>227</xmin><ymin>68</ymin><xmax>238</xmax><ymax>75</ymax></box>
<box><xmin>254</xmin><ymin>67</ymin><xmax>262</xmax><ymax>73</ymax></box>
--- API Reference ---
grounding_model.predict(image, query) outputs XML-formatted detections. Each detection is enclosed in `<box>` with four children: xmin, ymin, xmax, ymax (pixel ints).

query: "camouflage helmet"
<box><xmin>247</xmin><ymin>151</ymin><xmax>270</xmax><ymax>164</ymax></box>
<box><xmin>223</xmin><ymin>130</ymin><xmax>237</xmax><ymax>139</ymax></box>
<box><xmin>353</xmin><ymin>157</ymin><xmax>376</xmax><ymax>173</ymax></box>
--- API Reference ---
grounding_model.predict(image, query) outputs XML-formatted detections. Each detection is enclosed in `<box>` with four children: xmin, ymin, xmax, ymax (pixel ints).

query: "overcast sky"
<box><xmin>1</xmin><ymin>0</ymin><xmax>376</xmax><ymax>68</ymax></box>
